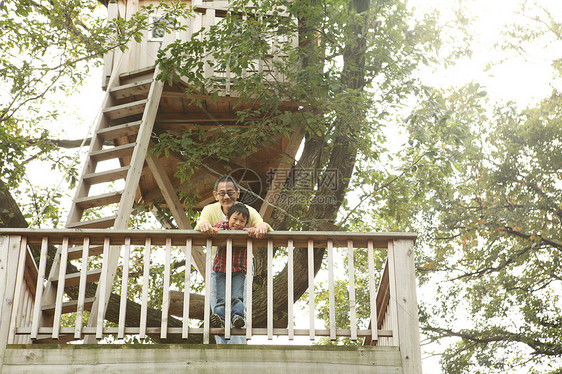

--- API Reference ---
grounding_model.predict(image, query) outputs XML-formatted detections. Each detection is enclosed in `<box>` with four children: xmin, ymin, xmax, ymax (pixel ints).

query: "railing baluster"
<box><xmin>74</xmin><ymin>237</ymin><xmax>90</xmax><ymax>339</ymax></box>
<box><xmin>53</xmin><ymin>237</ymin><xmax>69</xmax><ymax>339</ymax></box>
<box><xmin>203</xmin><ymin>238</ymin><xmax>212</xmax><ymax>344</ymax></box>
<box><xmin>386</xmin><ymin>241</ymin><xmax>400</xmax><ymax>346</ymax></box>
<box><xmin>308</xmin><ymin>239</ymin><xmax>315</xmax><ymax>341</ymax></box>
<box><xmin>347</xmin><ymin>240</ymin><xmax>357</xmax><ymax>341</ymax></box>
<box><xmin>139</xmin><ymin>237</ymin><xmax>151</xmax><ymax>339</ymax></box>
<box><xmin>182</xmin><ymin>238</ymin><xmax>192</xmax><ymax>339</ymax></box>
<box><xmin>161</xmin><ymin>237</ymin><xmax>172</xmax><ymax>339</ymax></box>
<box><xmin>246</xmin><ymin>238</ymin><xmax>253</xmax><ymax>340</ymax></box>
<box><xmin>367</xmin><ymin>240</ymin><xmax>378</xmax><ymax>342</ymax></box>
<box><xmin>327</xmin><ymin>239</ymin><xmax>336</xmax><ymax>340</ymax></box>
<box><xmin>118</xmin><ymin>237</ymin><xmax>131</xmax><ymax>339</ymax></box>
<box><xmin>31</xmin><ymin>237</ymin><xmax>49</xmax><ymax>339</ymax></box>
<box><xmin>8</xmin><ymin>237</ymin><xmax>27</xmax><ymax>343</ymax></box>
<box><xmin>225</xmin><ymin>238</ymin><xmax>233</xmax><ymax>340</ymax></box>
<box><xmin>96</xmin><ymin>237</ymin><xmax>111</xmax><ymax>339</ymax></box>
<box><xmin>287</xmin><ymin>239</ymin><xmax>294</xmax><ymax>340</ymax></box>
<box><xmin>267</xmin><ymin>239</ymin><xmax>273</xmax><ymax>340</ymax></box>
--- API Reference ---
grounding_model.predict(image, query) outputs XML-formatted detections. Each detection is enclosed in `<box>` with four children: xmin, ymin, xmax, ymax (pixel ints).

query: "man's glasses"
<box><xmin>216</xmin><ymin>191</ymin><xmax>237</xmax><ymax>197</ymax></box>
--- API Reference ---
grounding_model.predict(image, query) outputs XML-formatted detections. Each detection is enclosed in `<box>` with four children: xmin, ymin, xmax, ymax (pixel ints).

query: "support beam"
<box><xmin>146</xmin><ymin>153</ymin><xmax>206</xmax><ymax>278</ymax></box>
<box><xmin>0</xmin><ymin>236</ymin><xmax>23</xmax><ymax>371</ymax></box>
<box><xmin>390</xmin><ymin>239</ymin><xmax>422</xmax><ymax>374</ymax></box>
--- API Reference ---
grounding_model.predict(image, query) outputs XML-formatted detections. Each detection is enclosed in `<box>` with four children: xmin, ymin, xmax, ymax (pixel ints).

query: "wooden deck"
<box><xmin>0</xmin><ymin>229</ymin><xmax>423</xmax><ymax>373</ymax></box>
<box><xmin>3</xmin><ymin>344</ymin><xmax>403</xmax><ymax>373</ymax></box>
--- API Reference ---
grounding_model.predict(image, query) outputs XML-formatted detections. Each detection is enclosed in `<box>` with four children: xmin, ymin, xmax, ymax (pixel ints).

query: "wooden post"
<box><xmin>389</xmin><ymin>239</ymin><xmax>422</xmax><ymax>374</ymax></box>
<box><xmin>0</xmin><ymin>235</ymin><xmax>23</xmax><ymax>371</ymax></box>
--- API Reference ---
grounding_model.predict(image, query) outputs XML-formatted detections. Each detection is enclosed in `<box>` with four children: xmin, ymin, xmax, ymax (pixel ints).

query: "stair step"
<box><xmin>66</xmin><ymin>215</ymin><xmax>116</xmax><ymax>229</ymax></box>
<box><xmin>83</xmin><ymin>166</ymin><xmax>129</xmax><ymax>185</ymax></box>
<box><xmin>74</xmin><ymin>191</ymin><xmax>123</xmax><ymax>209</ymax></box>
<box><xmin>90</xmin><ymin>143</ymin><xmax>137</xmax><ymax>162</ymax></box>
<box><xmin>68</xmin><ymin>245</ymin><xmax>105</xmax><ymax>260</ymax></box>
<box><xmin>103</xmin><ymin>99</ymin><xmax>147</xmax><ymax>120</ymax></box>
<box><xmin>119</xmin><ymin>66</ymin><xmax>156</xmax><ymax>85</ymax></box>
<box><xmin>97</xmin><ymin>121</ymin><xmax>141</xmax><ymax>141</ymax></box>
<box><xmin>42</xmin><ymin>297</ymin><xmax>96</xmax><ymax>314</ymax></box>
<box><xmin>51</xmin><ymin>269</ymin><xmax>102</xmax><ymax>287</ymax></box>
<box><xmin>110</xmin><ymin>79</ymin><xmax>153</xmax><ymax>100</ymax></box>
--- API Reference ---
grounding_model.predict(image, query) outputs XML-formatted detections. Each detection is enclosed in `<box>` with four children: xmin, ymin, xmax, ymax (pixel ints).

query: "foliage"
<box><xmin>154</xmin><ymin>0</ymin><xmax>441</xmax><ymax>213</ymax></box>
<box><xmin>0</xmin><ymin>0</ymin><xmax>191</xmax><ymax>225</ymax></box>
<box><xmin>381</xmin><ymin>84</ymin><xmax>562</xmax><ymax>373</ymax></box>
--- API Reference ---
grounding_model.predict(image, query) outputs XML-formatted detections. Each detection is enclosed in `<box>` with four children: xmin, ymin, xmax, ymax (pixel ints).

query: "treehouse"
<box><xmin>0</xmin><ymin>0</ymin><xmax>423</xmax><ymax>372</ymax></box>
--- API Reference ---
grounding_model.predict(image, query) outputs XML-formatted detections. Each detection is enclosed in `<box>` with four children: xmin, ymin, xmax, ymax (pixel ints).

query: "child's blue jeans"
<box><xmin>211</xmin><ymin>270</ymin><xmax>246</xmax><ymax>324</ymax></box>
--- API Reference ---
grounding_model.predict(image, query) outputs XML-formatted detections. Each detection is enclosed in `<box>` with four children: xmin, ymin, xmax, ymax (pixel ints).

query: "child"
<box><xmin>210</xmin><ymin>202</ymin><xmax>255</xmax><ymax>329</ymax></box>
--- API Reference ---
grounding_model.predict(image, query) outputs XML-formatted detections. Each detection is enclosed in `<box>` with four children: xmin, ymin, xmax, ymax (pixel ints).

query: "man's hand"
<box><xmin>199</xmin><ymin>222</ymin><xmax>217</xmax><ymax>237</ymax></box>
<box><xmin>246</xmin><ymin>222</ymin><xmax>268</xmax><ymax>239</ymax></box>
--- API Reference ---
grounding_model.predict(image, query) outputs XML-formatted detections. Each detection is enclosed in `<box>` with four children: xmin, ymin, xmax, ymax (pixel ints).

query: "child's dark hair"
<box><xmin>227</xmin><ymin>202</ymin><xmax>249</xmax><ymax>222</ymax></box>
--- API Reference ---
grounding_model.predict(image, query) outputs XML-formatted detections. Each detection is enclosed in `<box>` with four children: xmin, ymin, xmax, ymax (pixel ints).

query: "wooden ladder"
<box><xmin>36</xmin><ymin>35</ymin><xmax>205</xmax><ymax>342</ymax></box>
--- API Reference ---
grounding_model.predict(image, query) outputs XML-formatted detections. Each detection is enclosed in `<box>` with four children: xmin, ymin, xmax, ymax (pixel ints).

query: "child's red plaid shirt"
<box><xmin>212</xmin><ymin>221</ymin><xmax>248</xmax><ymax>274</ymax></box>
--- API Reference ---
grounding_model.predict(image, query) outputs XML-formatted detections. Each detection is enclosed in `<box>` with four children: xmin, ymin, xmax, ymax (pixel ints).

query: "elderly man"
<box><xmin>195</xmin><ymin>175</ymin><xmax>271</xmax><ymax>344</ymax></box>
<box><xmin>195</xmin><ymin>175</ymin><xmax>270</xmax><ymax>237</ymax></box>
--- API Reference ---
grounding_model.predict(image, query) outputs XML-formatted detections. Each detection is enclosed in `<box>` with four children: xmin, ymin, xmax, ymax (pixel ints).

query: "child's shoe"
<box><xmin>232</xmin><ymin>315</ymin><xmax>245</xmax><ymax>328</ymax></box>
<box><xmin>210</xmin><ymin>313</ymin><xmax>225</xmax><ymax>328</ymax></box>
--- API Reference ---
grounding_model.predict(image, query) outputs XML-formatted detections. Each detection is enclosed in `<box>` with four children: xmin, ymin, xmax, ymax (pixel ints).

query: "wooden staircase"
<box><xmin>33</xmin><ymin>63</ymin><xmax>165</xmax><ymax>342</ymax></box>
<box><xmin>65</xmin><ymin>65</ymin><xmax>157</xmax><ymax>230</ymax></box>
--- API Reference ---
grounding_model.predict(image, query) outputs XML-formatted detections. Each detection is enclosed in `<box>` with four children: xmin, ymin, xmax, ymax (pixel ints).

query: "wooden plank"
<box><xmin>42</xmin><ymin>298</ymin><xmax>95</xmax><ymax>315</ymax></box>
<box><xmin>287</xmin><ymin>239</ymin><xmax>294</xmax><ymax>340</ymax></box>
<box><xmin>267</xmin><ymin>239</ymin><xmax>273</xmax><ymax>340</ymax></box>
<box><xmin>225</xmin><ymin>238</ymin><xmax>233</xmax><ymax>340</ymax></box>
<box><xmin>109</xmin><ymin>79</ymin><xmax>152</xmax><ymax>100</ymax></box>
<box><xmin>308</xmin><ymin>239</ymin><xmax>315</xmax><ymax>341</ymax></box>
<box><xmin>52</xmin><ymin>237</ymin><xmax>69</xmax><ymax>339</ymax></box>
<box><xmin>97</xmin><ymin>121</ymin><xmax>141</xmax><ymax>141</ymax></box>
<box><xmin>90</xmin><ymin>143</ymin><xmax>136</xmax><ymax>162</ymax></box>
<box><xmin>160</xmin><ymin>238</ymin><xmax>172</xmax><ymax>339</ymax></box>
<box><xmin>139</xmin><ymin>237</ymin><xmax>151</xmax><ymax>339</ymax></box>
<box><xmin>0</xmin><ymin>236</ymin><xmax>22</xmax><ymax>372</ymax></box>
<box><xmin>7</xmin><ymin>237</ymin><xmax>28</xmax><ymax>343</ymax></box>
<box><xmin>82</xmin><ymin>166</ymin><xmax>129</xmax><ymax>185</ymax></box>
<box><xmin>66</xmin><ymin>215</ymin><xmax>117</xmax><ymax>229</ymax></box>
<box><xmin>1</xmin><ymin>228</ymin><xmax>417</xmax><ymax>249</ymax></box>
<box><xmin>246</xmin><ymin>239</ymin><xmax>253</xmax><ymax>340</ymax></box>
<box><xmin>51</xmin><ymin>269</ymin><xmax>102</xmax><ymax>287</ymax></box>
<box><xmin>327</xmin><ymin>240</ymin><xmax>335</xmax><ymax>340</ymax></box>
<box><xmin>368</xmin><ymin>240</ymin><xmax>378</xmax><ymax>343</ymax></box>
<box><xmin>96</xmin><ymin>238</ymin><xmax>111</xmax><ymax>339</ymax></box>
<box><xmin>30</xmin><ymin>237</ymin><xmax>49</xmax><ymax>339</ymax></box>
<box><xmin>203</xmin><ymin>238</ymin><xmax>212</xmax><ymax>344</ymax></box>
<box><xmin>202</xmin><ymin>8</ymin><xmax>216</xmax><ymax>79</ymax></box>
<box><xmin>347</xmin><ymin>240</ymin><xmax>357</xmax><ymax>341</ymax></box>
<box><xmin>103</xmin><ymin>99</ymin><xmax>147</xmax><ymax>120</ymax></box>
<box><xmin>118</xmin><ymin>66</ymin><xmax>155</xmax><ymax>83</ymax></box>
<box><xmin>392</xmin><ymin>239</ymin><xmax>422</xmax><ymax>374</ymax></box>
<box><xmin>74</xmin><ymin>237</ymin><xmax>90</xmax><ymax>339</ymax></box>
<box><xmin>145</xmin><ymin>153</ymin><xmax>206</xmax><ymax>278</ymax></box>
<box><xmin>3</xmin><ymin>345</ymin><xmax>403</xmax><ymax>372</ymax></box>
<box><xmin>67</xmin><ymin>244</ymin><xmax>104</xmax><ymax>260</ymax></box>
<box><xmin>182</xmin><ymin>238</ymin><xmax>192</xmax><ymax>339</ymax></box>
<box><xmin>118</xmin><ymin>237</ymin><xmax>131</xmax><ymax>339</ymax></box>
<box><xmin>386</xmin><ymin>241</ymin><xmax>400</xmax><ymax>347</ymax></box>
<box><xmin>74</xmin><ymin>191</ymin><xmax>123</xmax><ymax>209</ymax></box>
<box><xmin>20</xmin><ymin>326</ymin><xmax>394</xmax><ymax>338</ymax></box>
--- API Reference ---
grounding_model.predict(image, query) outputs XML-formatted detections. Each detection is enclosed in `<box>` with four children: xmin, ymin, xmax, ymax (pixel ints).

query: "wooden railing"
<box><xmin>0</xmin><ymin>229</ymin><xmax>421</xmax><ymax>369</ymax></box>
